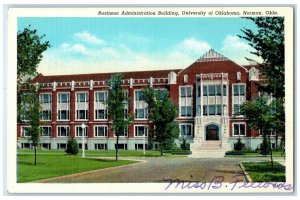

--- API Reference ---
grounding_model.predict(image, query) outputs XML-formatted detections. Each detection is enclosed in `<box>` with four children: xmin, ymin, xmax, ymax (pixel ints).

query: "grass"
<box><xmin>225</xmin><ymin>151</ymin><xmax>285</xmax><ymax>157</ymax></box>
<box><xmin>242</xmin><ymin>161</ymin><xmax>285</xmax><ymax>182</ymax></box>
<box><xmin>18</xmin><ymin>149</ymin><xmax>174</xmax><ymax>157</ymax></box>
<box><xmin>17</xmin><ymin>151</ymin><xmax>139</xmax><ymax>183</ymax></box>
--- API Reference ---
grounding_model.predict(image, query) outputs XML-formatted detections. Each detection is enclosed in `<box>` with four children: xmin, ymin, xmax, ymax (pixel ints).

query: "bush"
<box><xmin>171</xmin><ymin>150</ymin><xmax>192</xmax><ymax>155</ymax></box>
<box><xmin>65</xmin><ymin>138</ymin><xmax>79</xmax><ymax>155</ymax></box>
<box><xmin>234</xmin><ymin>138</ymin><xmax>245</xmax><ymax>151</ymax></box>
<box><xmin>225</xmin><ymin>151</ymin><xmax>245</xmax><ymax>155</ymax></box>
<box><xmin>147</xmin><ymin>138</ymin><xmax>154</xmax><ymax>150</ymax></box>
<box><xmin>260</xmin><ymin>134</ymin><xmax>271</xmax><ymax>156</ymax></box>
<box><xmin>180</xmin><ymin>138</ymin><xmax>190</xmax><ymax>150</ymax></box>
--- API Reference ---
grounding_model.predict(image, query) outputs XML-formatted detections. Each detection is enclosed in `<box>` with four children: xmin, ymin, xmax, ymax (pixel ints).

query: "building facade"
<box><xmin>17</xmin><ymin>49</ymin><xmax>272</xmax><ymax>157</ymax></box>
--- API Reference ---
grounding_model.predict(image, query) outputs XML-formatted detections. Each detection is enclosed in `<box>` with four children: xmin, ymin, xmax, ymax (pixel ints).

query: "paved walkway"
<box><xmin>38</xmin><ymin>157</ymin><xmax>284</xmax><ymax>183</ymax></box>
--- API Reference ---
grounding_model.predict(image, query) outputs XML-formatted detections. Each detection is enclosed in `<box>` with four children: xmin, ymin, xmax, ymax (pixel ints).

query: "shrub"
<box><xmin>65</xmin><ymin>138</ymin><xmax>79</xmax><ymax>155</ymax></box>
<box><xmin>147</xmin><ymin>137</ymin><xmax>154</xmax><ymax>150</ymax></box>
<box><xmin>171</xmin><ymin>150</ymin><xmax>192</xmax><ymax>155</ymax></box>
<box><xmin>225</xmin><ymin>151</ymin><xmax>245</xmax><ymax>155</ymax></box>
<box><xmin>260</xmin><ymin>134</ymin><xmax>271</xmax><ymax>156</ymax></box>
<box><xmin>234</xmin><ymin>138</ymin><xmax>245</xmax><ymax>151</ymax></box>
<box><xmin>180</xmin><ymin>138</ymin><xmax>190</xmax><ymax>150</ymax></box>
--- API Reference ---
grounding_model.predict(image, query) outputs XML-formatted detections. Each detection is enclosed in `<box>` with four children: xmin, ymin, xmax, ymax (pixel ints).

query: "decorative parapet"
<box><xmin>196</xmin><ymin>49</ymin><xmax>229</xmax><ymax>63</ymax></box>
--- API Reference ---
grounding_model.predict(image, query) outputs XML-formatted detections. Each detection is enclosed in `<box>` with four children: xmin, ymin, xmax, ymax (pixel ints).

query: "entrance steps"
<box><xmin>189</xmin><ymin>141</ymin><xmax>227</xmax><ymax>158</ymax></box>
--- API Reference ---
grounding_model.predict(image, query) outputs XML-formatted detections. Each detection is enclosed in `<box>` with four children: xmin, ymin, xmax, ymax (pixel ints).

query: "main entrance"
<box><xmin>206</xmin><ymin>124</ymin><xmax>219</xmax><ymax>140</ymax></box>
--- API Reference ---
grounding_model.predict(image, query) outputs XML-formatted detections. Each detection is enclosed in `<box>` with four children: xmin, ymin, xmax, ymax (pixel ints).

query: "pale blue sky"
<box><xmin>18</xmin><ymin>17</ymin><xmax>260</xmax><ymax>75</ymax></box>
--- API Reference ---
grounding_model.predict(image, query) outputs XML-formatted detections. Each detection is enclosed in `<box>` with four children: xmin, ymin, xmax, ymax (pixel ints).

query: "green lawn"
<box><xmin>18</xmin><ymin>149</ymin><xmax>173</xmax><ymax>157</ymax></box>
<box><xmin>17</xmin><ymin>151</ymin><xmax>138</xmax><ymax>183</ymax></box>
<box><xmin>242</xmin><ymin>161</ymin><xmax>285</xmax><ymax>182</ymax></box>
<box><xmin>225</xmin><ymin>151</ymin><xmax>285</xmax><ymax>157</ymax></box>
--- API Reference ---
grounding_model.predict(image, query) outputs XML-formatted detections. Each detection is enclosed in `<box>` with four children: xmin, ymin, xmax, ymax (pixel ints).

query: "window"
<box><xmin>180</xmin><ymin>86</ymin><xmax>192</xmax><ymax>117</ymax></box>
<box><xmin>76</xmin><ymin>110</ymin><xmax>88</xmax><ymax>120</ymax></box>
<box><xmin>115</xmin><ymin>144</ymin><xmax>127</xmax><ymax>150</ymax></box>
<box><xmin>21</xmin><ymin>127</ymin><xmax>31</xmax><ymax>137</ymax></box>
<box><xmin>95</xmin><ymin>91</ymin><xmax>107</xmax><ymax>103</ymax></box>
<box><xmin>75</xmin><ymin>126</ymin><xmax>88</xmax><ymax>137</ymax></box>
<box><xmin>58</xmin><ymin>93</ymin><xmax>69</xmax><ymax>103</ymax></box>
<box><xmin>233</xmin><ymin>123</ymin><xmax>246</xmax><ymax>136</ymax></box>
<box><xmin>40</xmin><ymin>110</ymin><xmax>51</xmax><ymax>120</ymax></box>
<box><xmin>134</xmin><ymin>90</ymin><xmax>148</xmax><ymax>119</ymax></box>
<box><xmin>233</xmin><ymin>84</ymin><xmax>245</xmax><ymax>96</ymax></box>
<box><xmin>203</xmin><ymin>105</ymin><xmax>208</xmax><ymax>115</ymax></box>
<box><xmin>203</xmin><ymin>105</ymin><xmax>222</xmax><ymax>116</ymax></box>
<box><xmin>209</xmin><ymin>105</ymin><xmax>216</xmax><ymax>115</ymax></box>
<box><xmin>223</xmin><ymin>85</ymin><xmax>227</xmax><ymax>96</ymax></box>
<box><xmin>180</xmin><ymin>106</ymin><xmax>192</xmax><ymax>117</ymax></box>
<box><xmin>203</xmin><ymin>85</ymin><xmax>208</xmax><ymax>96</ymax></box>
<box><xmin>208</xmin><ymin>85</ymin><xmax>215</xmax><ymax>96</ymax></box>
<box><xmin>117</xmin><ymin>127</ymin><xmax>128</xmax><ymax>137</ymax></box>
<box><xmin>57</xmin><ymin>126</ymin><xmax>70</xmax><ymax>137</ymax></box>
<box><xmin>58</xmin><ymin>110</ymin><xmax>69</xmax><ymax>120</ymax></box>
<box><xmin>94</xmin><ymin>126</ymin><xmax>108</xmax><ymax>137</ymax></box>
<box><xmin>180</xmin><ymin>124</ymin><xmax>192</xmax><ymax>137</ymax></box>
<box><xmin>57</xmin><ymin>143</ymin><xmax>67</xmax><ymax>149</ymax></box>
<box><xmin>58</xmin><ymin>93</ymin><xmax>70</xmax><ymax>120</ymax></box>
<box><xmin>77</xmin><ymin>92</ymin><xmax>88</xmax><ymax>103</ymax></box>
<box><xmin>40</xmin><ymin>126</ymin><xmax>51</xmax><ymax>137</ymax></box>
<box><xmin>216</xmin><ymin>105</ymin><xmax>222</xmax><ymax>115</ymax></box>
<box><xmin>95</xmin><ymin>109</ymin><xmax>107</xmax><ymax>120</ymax></box>
<box><xmin>135</xmin><ymin>126</ymin><xmax>148</xmax><ymax>137</ymax></box>
<box><xmin>40</xmin><ymin>93</ymin><xmax>51</xmax><ymax>103</ymax></box>
<box><xmin>95</xmin><ymin>143</ymin><xmax>107</xmax><ymax>150</ymax></box>
<box><xmin>232</xmin><ymin>84</ymin><xmax>246</xmax><ymax>115</ymax></box>
<box><xmin>155</xmin><ymin>89</ymin><xmax>168</xmax><ymax>101</ymax></box>
<box><xmin>41</xmin><ymin>143</ymin><xmax>51</xmax><ymax>149</ymax></box>
<box><xmin>135</xmin><ymin>144</ymin><xmax>145</xmax><ymax>150</ymax></box>
<box><xmin>135</xmin><ymin>90</ymin><xmax>145</xmax><ymax>101</ymax></box>
<box><xmin>180</xmin><ymin>87</ymin><xmax>192</xmax><ymax>97</ymax></box>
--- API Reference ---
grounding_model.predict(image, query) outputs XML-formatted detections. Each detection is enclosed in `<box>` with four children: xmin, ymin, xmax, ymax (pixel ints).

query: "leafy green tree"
<box><xmin>240</xmin><ymin>96</ymin><xmax>284</xmax><ymax>170</ymax></box>
<box><xmin>66</xmin><ymin>138</ymin><xmax>79</xmax><ymax>155</ymax></box>
<box><xmin>107</xmin><ymin>74</ymin><xmax>132</xmax><ymax>161</ymax></box>
<box><xmin>238</xmin><ymin>17</ymin><xmax>284</xmax><ymax>98</ymax></box>
<box><xmin>143</xmin><ymin>88</ymin><xmax>179</xmax><ymax>156</ymax></box>
<box><xmin>17</xmin><ymin>26</ymin><xmax>50</xmax><ymax>165</ymax></box>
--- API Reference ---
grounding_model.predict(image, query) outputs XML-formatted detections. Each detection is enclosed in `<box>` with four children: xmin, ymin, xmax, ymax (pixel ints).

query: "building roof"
<box><xmin>33</xmin><ymin>69</ymin><xmax>182</xmax><ymax>83</ymax></box>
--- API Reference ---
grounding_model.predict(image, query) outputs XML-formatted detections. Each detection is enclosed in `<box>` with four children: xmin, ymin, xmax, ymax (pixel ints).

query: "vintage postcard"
<box><xmin>5</xmin><ymin>6</ymin><xmax>294</xmax><ymax>194</ymax></box>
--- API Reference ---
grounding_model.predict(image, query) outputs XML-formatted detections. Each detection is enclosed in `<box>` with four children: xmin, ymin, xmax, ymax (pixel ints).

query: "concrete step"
<box><xmin>189</xmin><ymin>149</ymin><xmax>226</xmax><ymax>158</ymax></box>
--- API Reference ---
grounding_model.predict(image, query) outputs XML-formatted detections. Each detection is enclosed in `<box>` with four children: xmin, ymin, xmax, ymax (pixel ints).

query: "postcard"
<box><xmin>4</xmin><ymin>6</ymin><xmax>294</xmax><ymax>194</ymax></box>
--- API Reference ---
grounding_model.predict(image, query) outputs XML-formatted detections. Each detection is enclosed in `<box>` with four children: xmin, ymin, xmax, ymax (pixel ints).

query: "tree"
<box><xmin>143</xmin><ymin>88</ymin><xmax>179</xmax><ymax>156</ymax></box>
<box><xmin>66</xmin><ymin>138</ymin><xmax>79</xmax><ymax>155</ymax></box>
<box><xmin>240</xmin><ymin>96</ymin><xmax>285</xmax><ymax>170</ymax></box>
<box><xmin>238</xmin><ymin>17</ymin><xmax>284</xmax><ymax>98</ymax></box>
<box><xmin>107</xmin><ymin>74</ymin><xmax>132</xmax><ymax>161</ymax></box>
<box><xmin>17</xmin><ymin>26</ymin><xmax>50</xmax><ymax>165</ymax></box>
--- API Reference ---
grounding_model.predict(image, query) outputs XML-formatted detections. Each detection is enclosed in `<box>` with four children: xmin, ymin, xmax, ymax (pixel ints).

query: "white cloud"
<box><xmin>176</xmin><ymin>37</ymin><xmax>211</xmax><ymax>57</ymax></box>
<box><xmin>59</xmin><ymin>43</ymin><xmax>89</xmax><ymax>55</ymax></box>
<box><xmin>73</xmin><ymin>31</ymin><xmax>104</xmax><ymax>45</ymax></box>
<box><xmin>220</xmin><ymin>35</ymin><xmax>262</xmax><ymax>65</ymax></box>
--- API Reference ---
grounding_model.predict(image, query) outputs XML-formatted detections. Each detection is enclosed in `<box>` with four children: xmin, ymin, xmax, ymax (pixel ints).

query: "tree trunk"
<box><xmin>268</xmin><ymin>134</ymin><xmax>274</xmax><ymax>172</ymax></box>
<box><xmin>116</xmin><ymin>135</ymin><xmax>119</xmax><ymax>161</ymax></box>
<box><xmin>34</xmin><ymin>145</ymin><xmax>37</xmax><ymax>166</ymax></box>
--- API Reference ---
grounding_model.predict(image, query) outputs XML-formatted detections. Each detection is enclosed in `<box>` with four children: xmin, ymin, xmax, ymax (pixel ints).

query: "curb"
<box><xmin>239</xmin><ymin>162</ymin><xmax>253</xmax><ymax>182</ymax></box>
<box><xmin>34</xmin><ymin>157</ymin><xmax>147</xmax><ymax>183</ymax></box>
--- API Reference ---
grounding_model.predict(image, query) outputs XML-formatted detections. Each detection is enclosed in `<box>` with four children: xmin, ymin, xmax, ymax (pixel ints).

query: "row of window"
<box><xmin>21</xmin><ymin>123</ymin><xmax>247</xmax><ymax>139</ymax></box>
<box><xmin>21</xmin><ymin>125</ymin><xmax>148</xmax><ymax>138</ymax></box>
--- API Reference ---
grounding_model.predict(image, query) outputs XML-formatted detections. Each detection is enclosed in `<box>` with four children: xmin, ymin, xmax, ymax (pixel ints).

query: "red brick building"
<box><xmin>17</xmin><ymin>49</ymin><xmax>269</xmax><ymax>157</ymax></box>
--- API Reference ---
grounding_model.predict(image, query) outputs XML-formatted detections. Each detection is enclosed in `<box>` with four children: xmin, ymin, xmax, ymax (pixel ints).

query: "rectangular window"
<box><xmin>95</xmin><ymin>91</ymin><xmax>107</xmax><ymax>102</ymax></box>
<box><xmin>134</xmin><ymin>126</ymin><xmax>148</xmax><ymax>137</ymax></box>
<box><xmin>77</xmin><ymin>92</ymin><xmax>88</xmax><ymax>103</ymax></box>
<box><xmin>135</xmin><ymin>90</ymin><xmax>145</xmax><ymax>101</ymax></box>
<box><xmin>216</xmin><ymin>85</ymin><xmax>221</xmax><ymax>96</ymax></box>
<box><xmin>58</xmin><ymin>93</ymin><xmax>69</xmax><ymax>103</ymax></box>
<box><xmin>21</xmin><ymin>127</ymin><xmax>31</xmax><ymax>137</ymax></box>
<box><xmin>40</xmin><ymin>110</ymin><xmax>51</xmax><ymax>120</ymax></box>
<box><xmin>208</xmin><ymin>85</ymin><xmax>215</xmax><ymax>96</ymax></box>
<box><xmin>233</xmin><ymin>104</ymin><xmax>240</xmax><ymax>115</ymax></box>
<box><xmin>180</xmin><ymin>86</ymin><xmax>192</xmax><ymax>117</ymax></box>
<box><xmin>216</xmin><ymin>105</ymin><xmax>222</xmax><ymax>115</ymax></box>
<box><xmin>223</xmin><ymin>85</ymin><xmax>227</xmax><ymax>96</ymax></box>
<box><xmin>95</xmin><ymin>143</ymin><xmax>107</xmax><ymax>150</ymax></box>
<box><xmin>181</xmin><ymin>106</ymin><xmax>192</xmax><ymax>117</ymax></box>
<box><xmin>135</xmin><ymin>108</ymin><xmax>148</xmax><ymax>119</ymax></box>
<box><xmin>180</xmin><ymin>87</ymin><xmax>192</xmax><ymax>97</ymax></box>
<box><xmin>76</xmin><ymin>110</ymin><xmax>88</xmax><ymax>120</ymax></box>
<box><xmin>94</xmin><ymin>126</ymin><xmax>107</xmax><ymax>137</ymax></box>
<box><xmin>203</xmin><ymin>85</ymin><xmax>208</xmax><ymax>96</ymax></box>
<box><xmin>233</xmin><ymin>123</ymin><xmax>246</xmax><ymax>136</ymax></box>
<box><xmin>180</xmin><ymin>124</ymin><xmax>192</xmax><ymax>137</ymax></box>
<box><xmin>40</xmin><ymin>126</ymin><xmax>51</xmax><ymax>137</ymax></box>
<box><xmin>233</xmin><ymin>84</ymin><xmax>245</xmax><ymax>96</ymax></box>
<box><xmin>209</xmin><ymin>105</ymin><xmax>216</xmax><ymax>115</ymax></box>
<box><xmin>203</xmin><ymin>105</ymin><xmax>208</xmax><ymax>115</ymax></box>
<box><xmin>115</xmin><ymin>144</ymin><xmax>127</xmax><ymax>150</ymax></box>
<box><xmin>119</xmin><ymin>127</ymin><xmax>128</xmax><ymax>137</ymax></box>
<box><xmin>57</xmin><ymin>126</ymin><xmax>70</xmax><ymax>137</ymax></box>
<box><xmin>58</xmin><ymin>110</ymin><xmax>69</xmax><ymax>120</ymax></box>
<box><xmin>75</xmin><ymin>126</ymin><xmax>88</xmax><ymax>137</ymax></box>
<box><xmin>155</xmin><ymin>89</ymin><xmax>168</xmax><ymax>100</ymax></box>
<box><xmin>40</xmin><ymin>93</ymin><xmax>52</xmax><ymax>103</ymax></box>
<box><xmin>95</xmin><ymin>109</ymin><xmax>107</xmax><ymax>120</ymax></box>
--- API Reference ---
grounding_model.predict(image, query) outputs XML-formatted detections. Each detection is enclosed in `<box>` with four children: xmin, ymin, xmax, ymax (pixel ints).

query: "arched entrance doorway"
<box><xmin>206</xmin><ymin>124</ymin><xmax>219</xmax><ymax>140</ymax></box>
